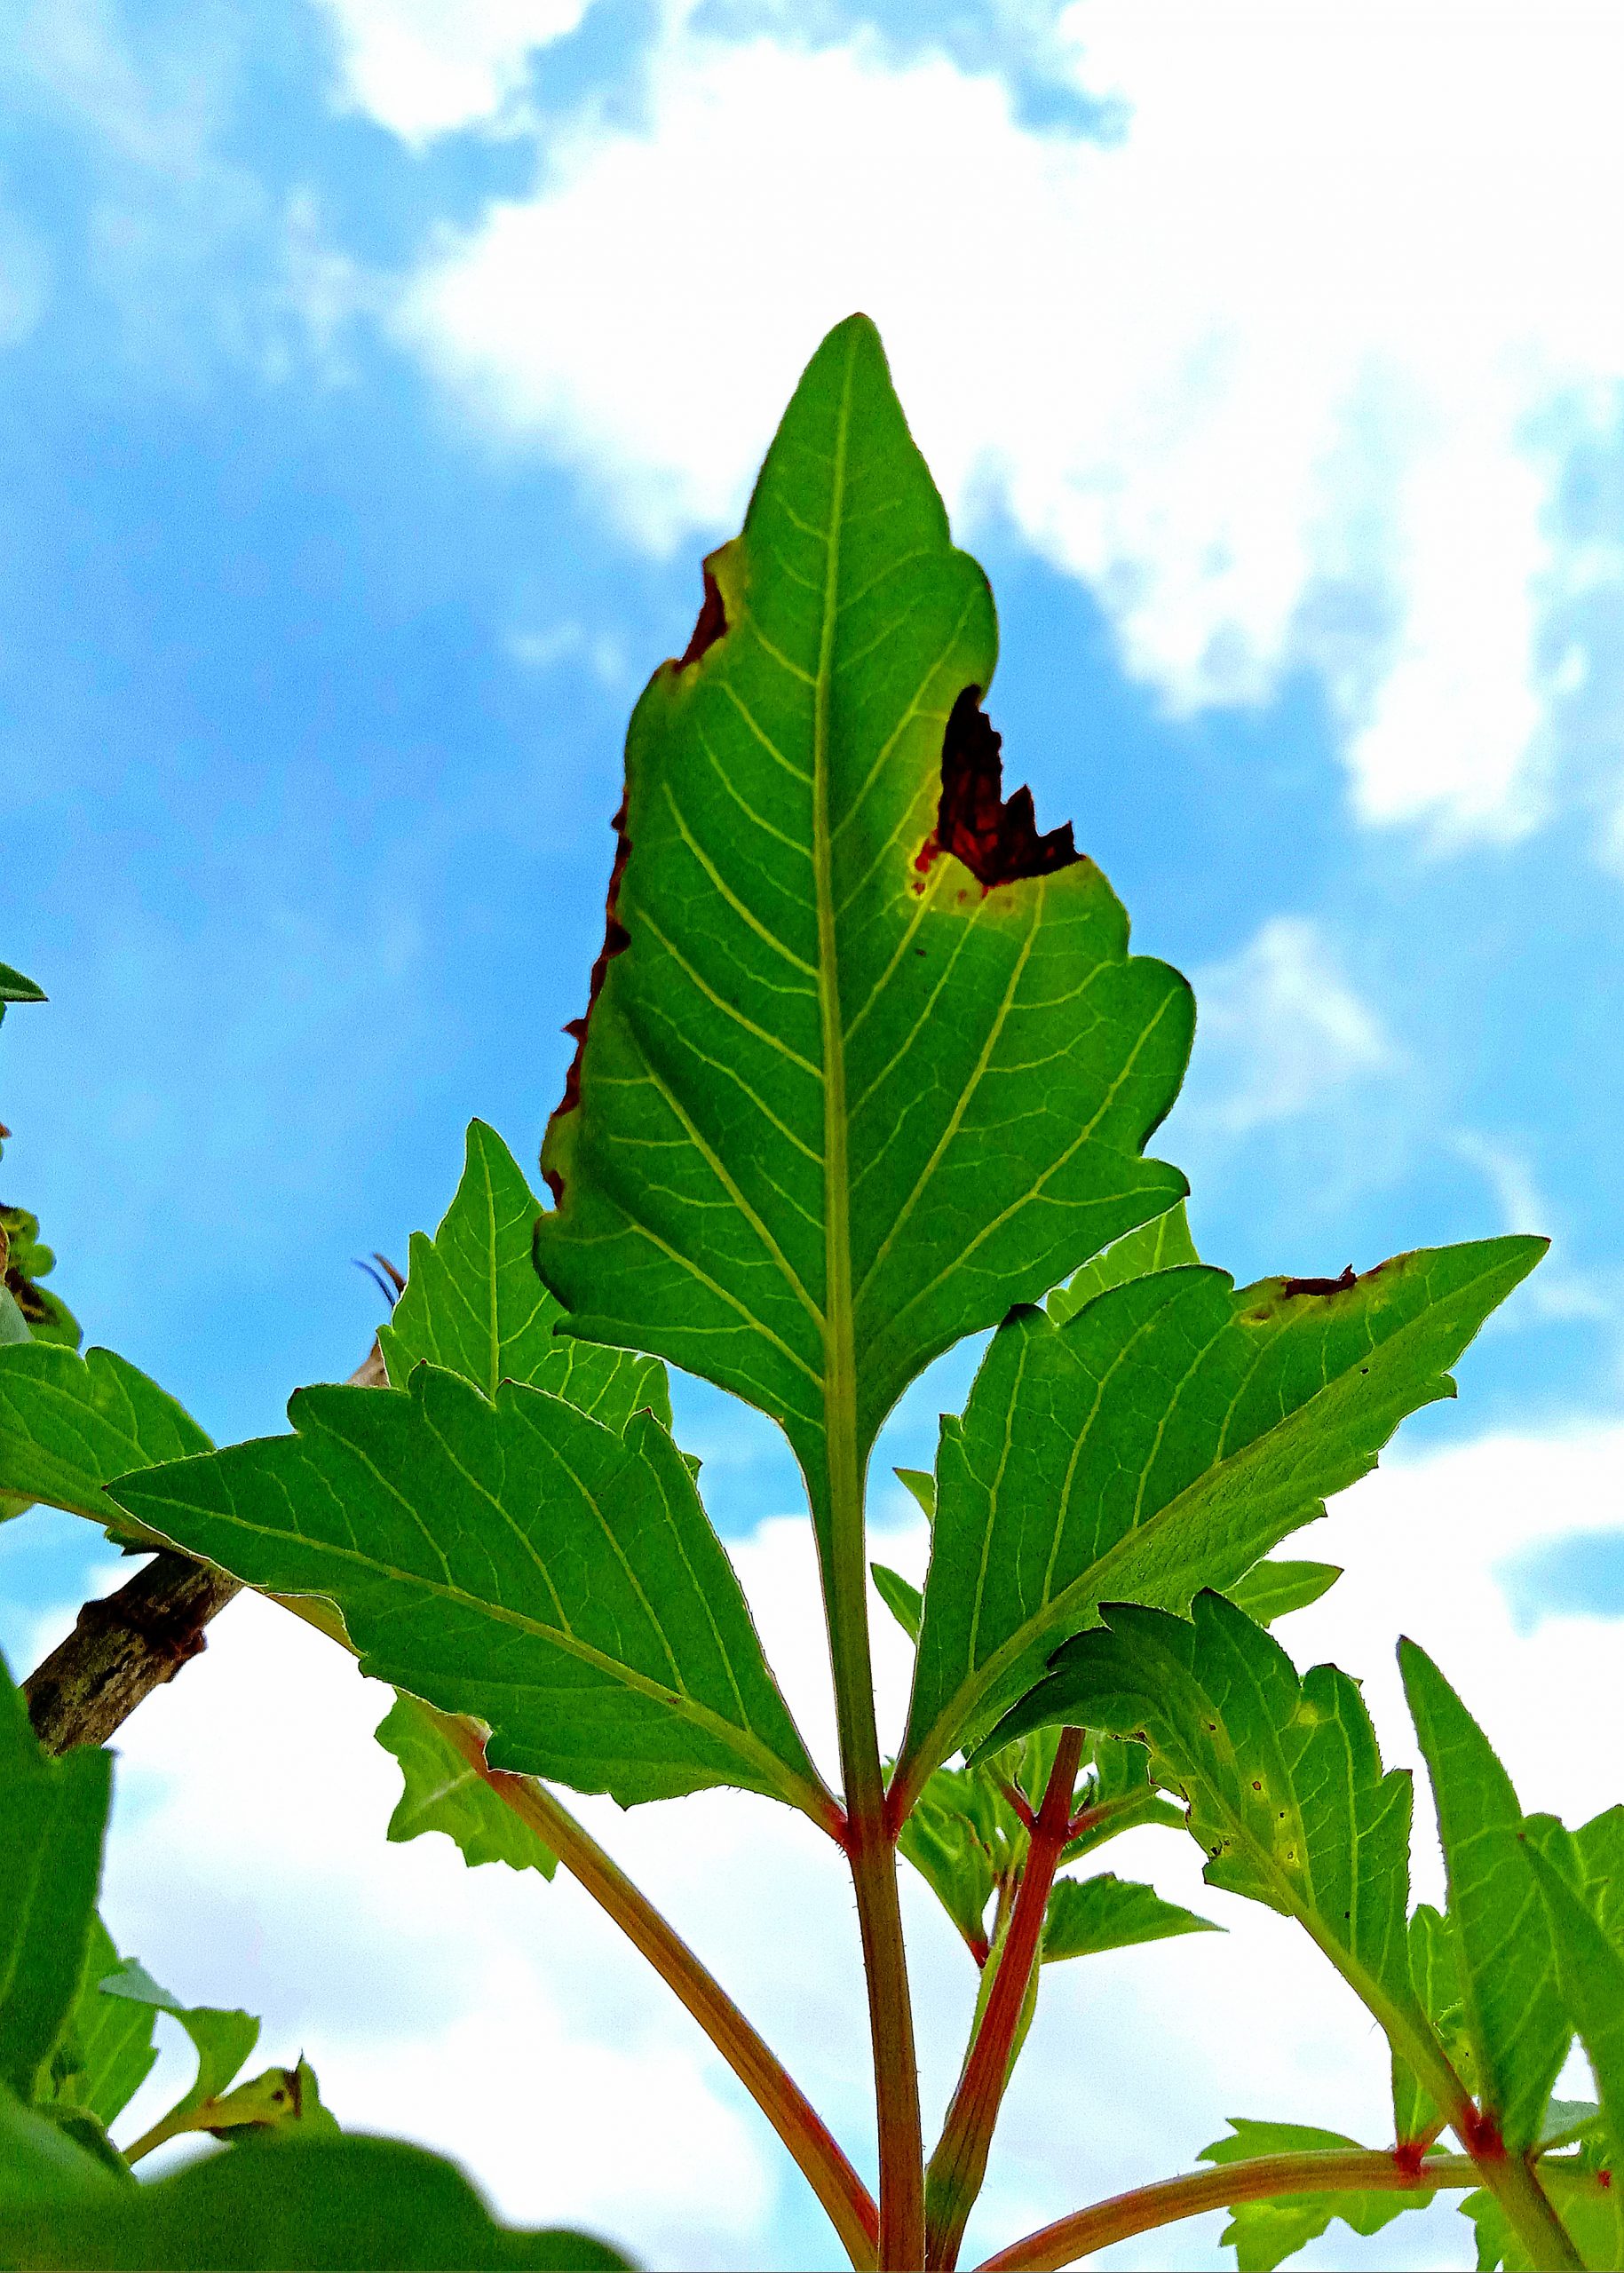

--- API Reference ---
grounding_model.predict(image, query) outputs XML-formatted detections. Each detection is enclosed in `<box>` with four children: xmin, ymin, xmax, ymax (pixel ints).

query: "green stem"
<box><xmin>974</xmin><ymin>2148</ymin><xmax>1477</xmax><ymax>2271</ymax></box>
<box><xmin>924</xmin><ymin>1730</ymin><xmax>1083</xmax><ymax>2270</ymax></box>
<box><xmin>809</xmin><ymin>321</ymin><xmax>924</xmax><ymax>2270</ymax></box>
<box><xmin>431</xmin><ymin>1709</ymin><xmax>881</xmax><ymax>2270</ymax></box>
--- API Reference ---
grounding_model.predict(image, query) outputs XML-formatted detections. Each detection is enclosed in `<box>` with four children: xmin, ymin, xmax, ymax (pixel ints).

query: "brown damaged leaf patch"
<box><xmin>675</xmin><ymin>566</ymin><xmax>727</xmax><ymax>671</ymax></box>
<box><xmin>1280</xmin><ymin>1264</ymin><xmax>1359</xmax><ymax>1299</ymax></box>
<box><xmin>915</xmin><ymin>687</ymin><xmax>1081</xmax><ymax>891</ymax></box>
<box><xmin>546</xmin><ymin>793</ymin><xmax>632</xmax><ymax>1189</ymax></box>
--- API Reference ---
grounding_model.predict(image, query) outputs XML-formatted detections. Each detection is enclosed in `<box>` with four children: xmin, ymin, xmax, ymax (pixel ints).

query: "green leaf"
<box><xmin>870</xmin><ymin>1562</ymin><xmax>922</xmax><ymax>1643</ymax></box>
<box><xmin>0</xmin><ymin>1207</ymin><xmax>82</xmax><ymax>1355</ymax></box>
<box><xmin>893</xmin><ymin>1468</ymin><xmax>935</xmax><ymax>1520</ymax></box>
<box><xmin>376</xmin><ymin>1696</ymin><xmax>558</xmax><ymax>1878</ymax></box>
<box><xmin>896</xmin><ymin>1760</ymin><xmax>1028</xmax><ymax>1961</ymax></box>
<box><xmin>0</xmin><ymin>962</ymin><xmax>47</xmax><ymax>1005</ymax></box>
<box><xmin>200</xmin><ymin>2056</ymin><xmax>340</xmax><ymax>2142</ymax></box>
<box><xmin>0</xmin><ymin>2107</ymin><xmax>634</xmax><ymax>2269</ymax></box>
<box><xmin>37</xmin><ymin>1920</ymin><xmax>160</xmax><ymax>2131</ymax></box>
<box><xmin>1062</xmin><ymin>1733</ymin><xmax>1187</xmax><ymax>1861</ymax></box>
<box><xmin>1399</xmin><ymin>1641</ymin><xmax>1568</xmax><ymax>2150</ymax></box>
<box><xmin>532</xmin><ymin>313</ymin><xmax>1192</xmax><ymax>1554</ymax></box>
<box><xmin>109</xmin><ymin>1369</ymin><xmax>828</xmax><ymax>1819</ymax></box>
<box><xmin>901</xmin><ymin>1238</ymin><xmax>1541</xmax><ymax>1799</ymax></box>
<box><xmin>0</xmin><ymin>1647</ymin><xmax>111</xmax><ymax>2103</ymax></box>
<box><xmin>99</xmin><ymin>1960</ymin><xmax>261</xmax><ymax>2138</ymax></box>
<box><xmin>0</xmin><ymin>1342</ymin><xmax>210</xmax><ymax>1536</ymax></box>
<box><xmin>1525</xmin><ymin>1839</ymin><xmax>1624</xmax><ymax>2175</ymax></box>
<box><xmin>1391</xmin><ymin>1901</ymin><xmax>1472</xmax><ymax>2144</ymax></box>
<box><xmin>1041</xmin><ymin>1871</ymin><xmax>1217</xmax><ymax>1961</ymax></box>
<box><xmin>380</xmin><ymin>1121</ymin><xmax>667</xmax><ymax>1431</ymax></box>
<box><xmin>1047</xmin><ymin>1198</ymin><xmax>1200</xmax><ymax>1325</ymax></box>
<box><xmin>1198</xmin><ymin>2119</ymin><xmax>1430</xmax><ymax>2273</ymax></box>
<box><xmin>1222</xmin><ymin>1560</ymin><xmax>1342</xmax><ymax>1626</ymax></box>
<box><xmin>987</xmin><ymin>1594</ymin><xmax>1422</xmax><ymax>2046</ymax></box>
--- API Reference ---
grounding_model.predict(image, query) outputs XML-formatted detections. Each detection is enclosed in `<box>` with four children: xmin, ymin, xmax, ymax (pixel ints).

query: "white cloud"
<box><xmin>388</xmin><ymin>0</ymin><xmax>1624</xmax><ymax>845</ymax></box>
<box><xmin>1186</xmin><ymin>915</ymin><xmax>1395</xmax><ymax>1133</ymax></box>
<box><xmin>309</xmin><ymin>0</ymin><xmax>591</xmax><ymax>144</ymax></box>
<box><xmin>65</xmin><ymin>1414</ymin><xmax>1624</xmax><ymax>2270</ymax></box>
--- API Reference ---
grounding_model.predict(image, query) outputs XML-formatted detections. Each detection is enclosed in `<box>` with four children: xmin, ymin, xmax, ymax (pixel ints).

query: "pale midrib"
<box><xmin>813</xmin><ymin>348</ymin><xmax>858</xmax><ymax>1490</ymax></box>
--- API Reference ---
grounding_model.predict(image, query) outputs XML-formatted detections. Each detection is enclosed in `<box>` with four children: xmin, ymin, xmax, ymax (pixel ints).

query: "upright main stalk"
<box><xmin>812</xmin><ymin>325</ymin><xmax>925</xmax><ymax>2269</ymax></box>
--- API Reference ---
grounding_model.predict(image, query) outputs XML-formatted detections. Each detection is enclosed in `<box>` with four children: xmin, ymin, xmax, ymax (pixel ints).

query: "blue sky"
<box><xmin>5</xmin><ymin>3</ymin><xmax>1624</xmax><ymax>2266</ymax></box>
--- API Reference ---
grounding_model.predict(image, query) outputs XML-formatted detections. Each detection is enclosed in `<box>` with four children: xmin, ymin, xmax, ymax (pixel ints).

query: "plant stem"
<box><xmin>924</xmin><ymin>1730</ymin><xmax>1084</xmax><ymax>2270</ymax></box>
<box><xmin>431</xmin><ymin>1708</ymin><xmax>881</xmax><ymax>2271</ymax></box>
<box><xmin>974</xmin><ymin>2148</ymin><xmax>1477</xmax><ymax>2270</ymax></box>
<box><xmin>810</xmin><ymin>323</ymin><xmax>923</xmax><ymax>2270</ymax></box>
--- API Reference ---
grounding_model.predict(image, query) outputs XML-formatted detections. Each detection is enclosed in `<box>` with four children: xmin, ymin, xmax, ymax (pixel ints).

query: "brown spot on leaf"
<box><xmin>1280</xmin><ymin>1263</ymin><xmax>1358</xmax><ymax>1299</ymax></box>
<box><xmin>915</xmin><ymin>686</ymin><xmax>1081</xmax><ymax>890</ymax></box>
<box><xmin>675</xmin><ymin>567</ymin><xmax>727</xmax><ymax>671</ymax></box>
<box><xmin>545</xmin><ymin>793</ymin><xmax>632</xmax><ymax>1194</ymax></box>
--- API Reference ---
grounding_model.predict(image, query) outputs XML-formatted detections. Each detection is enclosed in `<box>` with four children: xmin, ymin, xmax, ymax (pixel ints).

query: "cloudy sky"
<box><xmin>4</xmin><ymin>1</ymin><xmax>1624</xmax><ymax>2266</ymax></box>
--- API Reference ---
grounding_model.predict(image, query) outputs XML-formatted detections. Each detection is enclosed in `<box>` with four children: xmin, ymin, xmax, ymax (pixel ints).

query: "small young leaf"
<box><xmin>893</xmin><ymin>1468</ymin><xmax>935</xmax><ymax>1520</ymax></box>
<box><xmin>37</xmin><ymin>1919</ymin><xmax>160</xmax><ymax>2131</ymax></box>
<box><xmin>0</xmin><ymin>1647</ymin><xmax>111</xmax><ymax>2103</ymax></box>
<box><xmin>1046</xmin><ymin>1199</ymin><xmax>1200</xmax><ymax>1325</ymax></box>
<box><xmin>380</xmin><ymin>1121</ymin><xmax>667</xmax><ymax>1430</ymax></box>
<box><xmin>100</xmin><ymin>1960</ymin><xmax>261</xmax><ymax>2135</ymax></box>
<box><xmin>375</xmin><ymin>1696</ymin><xmax>558</xmax><ymax>1878</ymax></box>
<box><xmin>0</xmin><ymin>1207</ymin><xmax>82</xmax><ymax>1355</ymax></box>
<box><xmin>1222</xmin><ymin>1560</ymin><xmax>1342</xmax><ymax>1627</ymax></box>
<box><xmin>0</xmin><ymin>962</ymin><xmax>47</xmax><ymax>1005</ymax></box>
<box><xmin>1198</xmin><ymin>2119</ymin><xmax>1430</xmax><ymax>2273</ymax></box>
<box><xmin>1041</xmin><ymin>1872</ymin><xmax>1218</xmax><ymax>1961</ymax></box>
<box><xmin>1062</xmin><ymin>1734</ymin><xmax>1186</xmax><ymax>1862</ymax></box>
<box><xmin>896</xmin><ymin>1762</ymin><xmax>1026</xmax><ymax>1961</ymax></box>
<box><xmin>533</xmin><ymin>313</ymin><xmax>1193</xmax><ymax>1556</ymax></box>
<box><xmin>902</xmin><ymin>1238</ymin><xmax>1541</xmax><ymax>1806</ymax></box>
<box><xmin>870</xmin><ymin>1563</ymin><xmax>923</xmax><ymax>1643</ymax></box>
<box><xmin>110</xmin><ymin>1371</ymin><xmax>829</xmax><ymax>1821</ymax></box>
<box><xmin>0</xmin><ymin>2106</ymin><xmax>635</xmax><ymax>2269</ymax></box>
<box><xmin>987</xmin><ymin>1594</ymin><xmax>1422</xmax><ymax>2047</ymax></box>
<box><xmin>0</xmin><ymin>1342</ymin><xmax>210</xmax><ymax>1535</ymax></box>
<box><xmin>1525</xmin><ymin>1839</ymin><xmax>1624</xmax><ymax>2175</ymax></box>
<box><xmin>1399</xmin><ymin>1641</ymin><xmax>1568</xmax><ymax>2150</ymax></box>
<box><xmin>1390</xmin><ymin>1901</ymin><xmax>1472</xmax><ymax>2144</ymax></box>
<box><xmin>202</xmin><ymin>2056</ymin><xmax>339</xmax><ymax>2142</ymax></box>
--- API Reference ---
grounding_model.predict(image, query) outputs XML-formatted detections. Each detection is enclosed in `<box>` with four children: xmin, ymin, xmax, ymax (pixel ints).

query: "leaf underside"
<box><xmin>901</xmin><ymin>1236</ymin><xmax>1542</xmax><ymax>1795</ymax></box>
<box><xmin>1041</xmin><ymin>1872</ymin><xmax>1217</xmax><ymax>1962</ymax></box>
<box><xmin>989</xmin><ymin>1593</ymin><xmax>1421</xmax><ymax>2031</ymax></box>
<box><xmin>375</xmin><ymin>1696</ymin><xmax>558</xmax><ymax>1877</ymax></box>
<box><xmin>0</xmin><ymin>1342</ymin><xmax>211</xmax><ymax>1532</ymax></box>
<box><xmin>533</xmin><ymin>313</ymin><xmax>1192</xmax><ymax>1540</ymax></box>
<box><xmin>1199</xmin><ymin>2119</ymin><xmax>1430</xmax><ymax>2273</ymax></box>
<box><xmin>108</xmin><ymin>1369</ymin><xmax>825</xmax><ymax>1817</ymax></box>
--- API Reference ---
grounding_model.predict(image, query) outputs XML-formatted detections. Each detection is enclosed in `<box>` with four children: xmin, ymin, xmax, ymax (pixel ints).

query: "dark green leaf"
<box><xmin>0</xmin><ymin>1647</ymin><xmax>111</xmax><ymax>2102</ymax></box>
<box><xmin>1525</xmin><ymin>1839</ymin><xmax>1624</xmax><ymax>2175</ymax></box>
<box><xmin>0</xmin><ymin>1342</ymin><xmax>210</xmax><ymax>1539</ymax></box>
<box><xmin>1041</xmin><ymin>1871</ymin><xmax>1217</xmax><ymax>1961</ymax></box>
<box><xmin>1198</xmin><ymin>2119</ymin><xmax>1429</xmax><ymax>2273</ymax></box>
<box><xmin>1222</xmin><ymin>1560</ymin><xmax>1342</xmax><ymax>1627</ymax></box>
<box><xmin>902</xmin><ymin>1239</ymin><xmax>1541</xmax><ymax>1801</ymax></box>
<box><xmin>0</xmin><ymin>1208</ymin><xmax>82</xmax><ymax>1356</ymax></box>
<box><xmin>380</xmin><ymin>1122</ymin><xmax>667</xmax><ymax>1431</ymax></box>
<box><xmin>376</xmin><ymin>1697</ymin><xmax>558</xmax><ymax>1877</ymax></box>
<box><xmin>110</xmin><ymin>1370</ymin><xmax>828</xmax><ymax>1818</ymax></box>
<box><xmin>1046</xmin><ymin>1199</ymin><xmax>1200</xmax><ymax>1326</ymax></box>
<box><xmin>988</xmin><ymin>1595</ymin><xmax>1423</xmax><ymax>2048</ymax></box>
<box><xmin>0</xmin><ymin>2110</ymin><xmax>634</xmax><ymax>2269</ymax></box>
<box><xmin>532</xmin><ymin>313</ymin><xmax>1192</xmax><ymax>1555</ymax></box>
<box><xmin>1399</xmin><ymin>1642</ymin><xmax>1568</xmax><ymax>2150</ymax></box>
<box><xmin>870</xmin><ymin>1563</ymin><xmax>922</xmax><ymax>1643</ymax></box>
<box><xmin>37</xmin><ymin>1920</ymin><xmax>159</xmax><ymax>2131</ymax></box>
<box><xmin>0</xmin><ymin>963</ymin><xmax>47</xmax><ymax>1005</ymax></box>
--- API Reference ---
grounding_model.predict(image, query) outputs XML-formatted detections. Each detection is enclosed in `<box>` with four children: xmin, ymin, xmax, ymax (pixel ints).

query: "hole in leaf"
<box><xmin>917</xmin><ymin>687</ymin><xmax>1080</xmax><ymax>890</ymax></box>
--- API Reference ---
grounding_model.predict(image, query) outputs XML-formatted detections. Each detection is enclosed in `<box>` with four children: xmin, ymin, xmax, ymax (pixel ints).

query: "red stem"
<box><xmin>923</xmin><ymin>1729</ymin><xmax>1085</xmax><ymax>2269</ymax></box>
